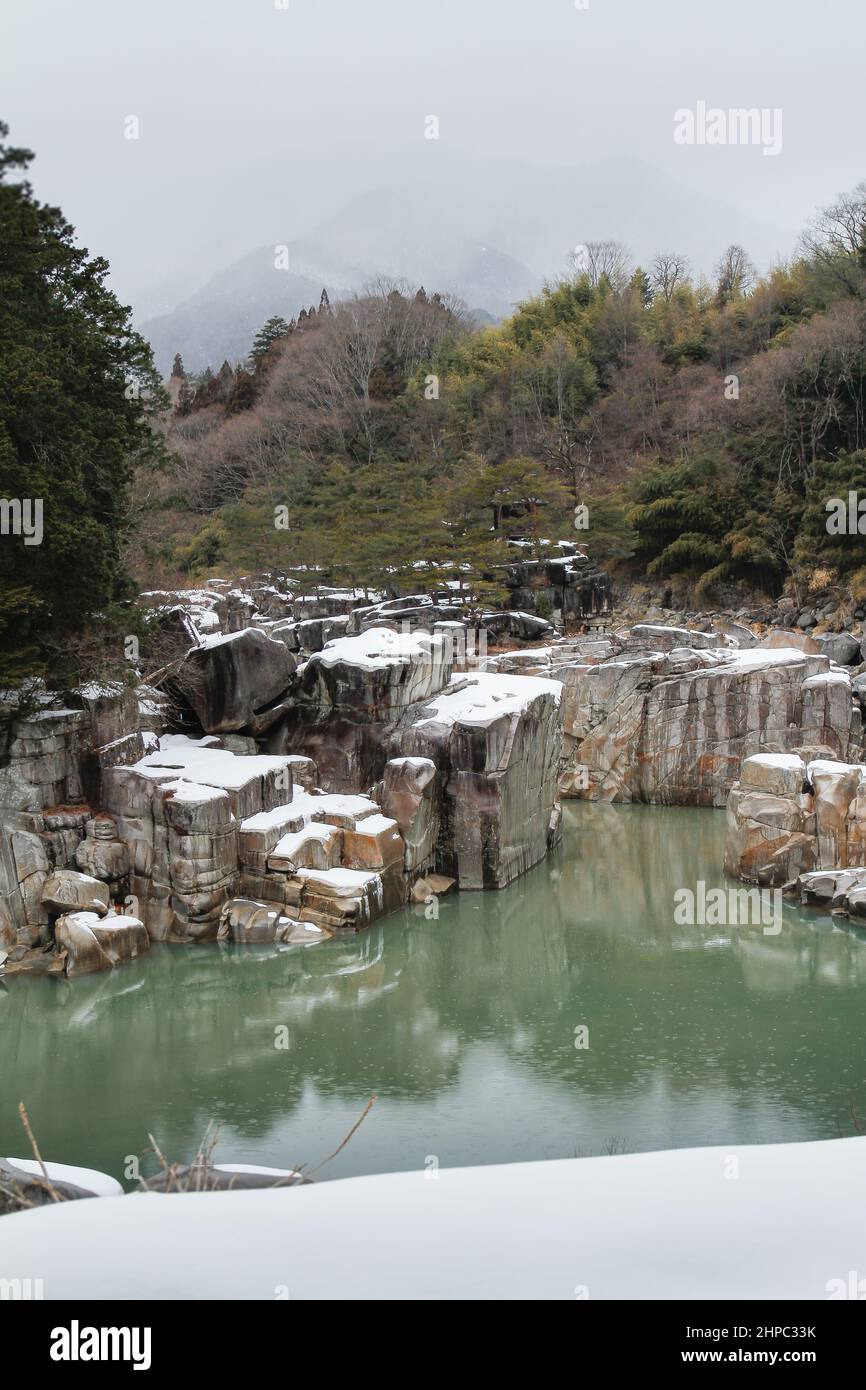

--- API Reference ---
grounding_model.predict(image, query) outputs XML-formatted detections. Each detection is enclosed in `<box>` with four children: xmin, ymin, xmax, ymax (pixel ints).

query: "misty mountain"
<box><xmin>140</xmin><ymin>190</ymin><xmax>538</xmax><ymax>373</ymax></box>
<box><xmin>139</xmin><ymin>156</ymin><xmax>797</xmax><ymax>375</ymax></box>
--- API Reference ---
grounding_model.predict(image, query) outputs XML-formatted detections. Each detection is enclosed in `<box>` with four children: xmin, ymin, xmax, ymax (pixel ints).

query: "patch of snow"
<box><xmin>295</xmin><ymin>867</ymin><xmax>381</xmax><ymax>892</ymax></box>
<box><xmin>416</xmin><ymin>671</ymin><xmax>563</xmax><ymax>727</ymax></box>
<box><xmin>4</xmin><ymin>1140</ymin><xmax>865</xmax><ymax>1298</ymax></box>
<box><xmin>3</xmin><ymin>1159</ymin><xmax>123</xmax><ymax>1198</ymax></box>
<box><xmin>316</xmin><ymin>626</ymin><xmax>445</xmax><ymax>672</ymax></box>
<box><xmin>802</xmin><ymin>671</ymin><xmax>852</xmax><ymax>688</ymax></box>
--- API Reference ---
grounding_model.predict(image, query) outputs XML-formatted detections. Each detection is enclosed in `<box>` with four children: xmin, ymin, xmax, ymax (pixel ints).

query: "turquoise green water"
<box><xmin>3</xmin><ymin>805</ymin><xmax>866</xmax><ymax>1185</ymax></box>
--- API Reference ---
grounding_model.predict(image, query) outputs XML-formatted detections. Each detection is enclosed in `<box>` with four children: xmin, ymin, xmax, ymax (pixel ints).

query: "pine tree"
<box><xmin>175</xmin><ymin>378</ymin><xmax>194</xmax><ymax>417</ymax></box>
<box><xmin>249</xmin><ymin>316</ymin><xmax>290</xmax><ymax>369</ymax></box>
<box><xmin>171</xmin><ymin>352</ymin><xmax>185</xmax><ymax>378</ymax></box>
<box><xmin>0</xmin><ymin>122</ymin><xmax>166</xmax><ymax>686</ymax></box>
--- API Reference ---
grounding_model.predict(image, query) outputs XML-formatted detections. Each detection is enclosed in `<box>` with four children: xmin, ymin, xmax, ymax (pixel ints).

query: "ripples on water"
<box><xmin>3</xmin><ymin>805</ymin><xmax>866</xmax><ymax>1182</ymax></box>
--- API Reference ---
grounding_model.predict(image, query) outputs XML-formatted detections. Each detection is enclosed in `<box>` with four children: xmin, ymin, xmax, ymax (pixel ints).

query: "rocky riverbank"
<box><xmin>4</xmin><ymin>562</ymin><xmax>866</xmax><ymax>978</ymax></box>
<box><xmin>725</xmin><ymin>749</ymin><xmax>866</xmax><ymax>926</ymax></box>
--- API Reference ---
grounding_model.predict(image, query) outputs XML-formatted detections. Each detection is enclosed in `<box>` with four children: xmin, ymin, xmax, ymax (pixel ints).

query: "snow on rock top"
<box><xmin>137</xmin><ymin>737</ymin><xmax>291</xmax><ymax>788</ymax></box>
<box><xmin>197</xmin><ymin>628</ymin><xmax>259</xmax><ymax>650</ymax></box>
<box><xmin>802</xmin><ymin>670</ymin><xmax>852</xmax><ymax>687</ymax></box>
<box><xmin>295</xmin><ymin>867</ymin><xmax>381</xmax><ymax>891</ymax></box>
<box><xmin>745</xmin><ymin>753</ymin><xmax>807</xmax><ymax>770</ymax></box>
<box><xmin>416</xmin><ymin>671</ymin><xmax>563</xmax><ymax>728</ymax></box>
<box><xmin>316</xmin><ymin>626</ymin><xmax>445</xmax><ymax>671</ymax></box>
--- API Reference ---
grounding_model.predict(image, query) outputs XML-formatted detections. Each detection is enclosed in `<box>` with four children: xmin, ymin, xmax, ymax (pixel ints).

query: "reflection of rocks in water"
<box><xmin>4</xmin><ymin>806</ymin><xmax>866</xmax><ymax>1177</ymax></box>
<box><xmin>559</xmin><ymin>804</ymin><xmax>726</xmax><ymax>936</ymax></box>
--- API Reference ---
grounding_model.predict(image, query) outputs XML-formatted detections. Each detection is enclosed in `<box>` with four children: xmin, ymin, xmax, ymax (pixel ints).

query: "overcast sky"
<box><xmin>5</xmin><ymin>0</ymin><xmax>866</xmax><ymax>311</ymax></box>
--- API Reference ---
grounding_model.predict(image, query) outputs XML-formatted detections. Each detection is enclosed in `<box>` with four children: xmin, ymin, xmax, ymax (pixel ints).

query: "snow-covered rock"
<box><xmin>55</xmin><ymin>910</ymin><xmax>149</xmax><ymax>976</ymax></box>
<box><xmin>726</xmin><ymin>752</ymin><xmax>866</xmax><ymax>892</ymax></box>
<box><xmin>558</xmin><ymin>640</ymin><xmax>860</xmax><ymax>807</ymax></box>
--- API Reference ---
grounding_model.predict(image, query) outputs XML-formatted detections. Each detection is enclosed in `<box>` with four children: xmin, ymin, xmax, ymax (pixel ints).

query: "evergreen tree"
<box><xmin>0</xmin><ymin>121</ymin><xmax>166</xmax><ymax>686</ymax></box>
<box><xmin>171</xmin><ymin>352</ymin><xmax>185</xmax><ymax>378</ymax></box>
<box><xmin>249</xmin><ymin>316</ymin><xmax>290</xmax><ymax>368</ymax></box>
<box><xmin>175</xmin><ymin>377</ymin><xmax>194</xmax><ymax>417</ymax></box>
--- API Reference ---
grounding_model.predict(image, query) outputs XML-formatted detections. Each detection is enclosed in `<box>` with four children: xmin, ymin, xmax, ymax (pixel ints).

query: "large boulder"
<box><xmin>814</xmin><ymin>632</ymin><xmax>862</xmax><ymax>666</ymax></box>
<box><xmin>55</xmin><ymin>910</ymin><xmax>149</xmax><ymax>976</ymax></box>
<box><xmin>74</xmin><ymin>817</ymin><xmax>130</xmax><ymax>884</ymax></box>
<box><xmin>179</xmin><ymin>628</ymin><xmax>296</xmax><ymax>734</ymax></box>
<box><xmin>725</xmin><ymin>753</ymin><xmax>866</xmax><ymax>888</ymax></box>
<box><xmin>281</xmin><ymin>627</ymin><xmax>453</xmax><ymax>789</ymax></box>
<box><xmin>42</xmin><ymin>870</ymin><xmax>110</xmax><ymax>916</ymax></box>
<box><xmin>479</xmin><ymin>611</ymin><xmax>553</xmax><ymax>642</ymax></box>
<box><xmin>0</xmin><ymin>1159</ymin><xmax>119</xmax><ymax>1215</ymax></box>
<box><xmin>397</xmin><ymin>672</ymin><xmax>563</xmax><ymax>889</ymax></box>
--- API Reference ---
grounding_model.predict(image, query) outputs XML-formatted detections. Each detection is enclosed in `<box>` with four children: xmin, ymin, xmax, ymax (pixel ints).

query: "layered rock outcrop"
<box><xmin>2</xmin><ymin>657</ymin><xmax>563</xmax><ymax>975</ymax></box>
<box><xmin>502</xmin><ymin>546</ymin><xmax>612</xmax><ymax>624</ymax></box>
<box><xmin>725</xmin><ymin>752</ymin><xmax>866</xmax><ymax>887</ymax></box>
<box><xmin>556</xmin><ymin>643</ymin><xmax>860</xmax><ymax>808</ymax></box>
<box><xmin>725</xmin><ymin>750</ymin><xmax>866</xmax><ymax>926</ymax></box>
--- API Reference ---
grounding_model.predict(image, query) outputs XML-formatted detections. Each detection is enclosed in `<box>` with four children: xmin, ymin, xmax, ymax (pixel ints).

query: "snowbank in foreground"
<box><xmin>2</xmin><ymin>1139</ymin><xmax>865</xmax><ymax>1300</ymax></box>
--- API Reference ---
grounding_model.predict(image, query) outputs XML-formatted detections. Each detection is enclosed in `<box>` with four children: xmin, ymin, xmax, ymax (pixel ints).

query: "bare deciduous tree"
<box><xmin>800</xmin><ymin>181</ymin><xmax>866</xmax><ymax>298</ymax></box>
<box><xmin>649</xmin><ymin>251</ymin><xmax>691</xmax><ymax>303</ymax></box>
<box><xmin>573</xmin><ymin>240</ymin><xmax>634</xmax><ymax>291</ymax></box>
<box><xmin>714</xmin><ymin>244</ymin><xmax>756</xmax><ymax>304</ymax></box>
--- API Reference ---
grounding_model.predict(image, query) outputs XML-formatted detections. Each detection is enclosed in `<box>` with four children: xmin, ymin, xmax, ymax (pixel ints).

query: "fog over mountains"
<box><xmin>140</xmin><ymin>155</ymin><xmax>797</xmax><ymax>374</ymax></box>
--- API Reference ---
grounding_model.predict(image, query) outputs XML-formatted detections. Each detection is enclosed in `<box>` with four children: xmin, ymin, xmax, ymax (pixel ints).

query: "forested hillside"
<box><xmin>4</xmin><ymin>106</ymin><xmax>866</xmax><ymax>694</ymax></box>
<box><xmin>149</xmin><ymin>183</ymin><xmax>866</xmax><ymax>608</ymax></box>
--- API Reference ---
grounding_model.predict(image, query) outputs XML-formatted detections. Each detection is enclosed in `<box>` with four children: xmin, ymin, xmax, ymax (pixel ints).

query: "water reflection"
<box><xmin>2</xmin><ymin>806</ymin><xmax>866</xmax><ymax>1182</ymax></box>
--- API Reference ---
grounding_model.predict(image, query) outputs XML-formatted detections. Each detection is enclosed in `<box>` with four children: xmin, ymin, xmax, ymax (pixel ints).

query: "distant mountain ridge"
<box><xmin>139</xmin><ymin>157</ymin><xmax>797</xmax><ymax>373</ymax></box>
<box><xmin>141</xmin><ymin>190</ymin><xmax>538</xmax><ymax>372</ymax></box>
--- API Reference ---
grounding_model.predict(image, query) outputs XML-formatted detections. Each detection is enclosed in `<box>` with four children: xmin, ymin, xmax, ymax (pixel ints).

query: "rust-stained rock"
<box><xmin>725</xmin><ymin>753</ymin><xmax>866</xmax><ymax>891</ymax></box>
<box><xmin>559</xmin><ymin>644</ymin><xmax>859</xmax><ymax>808</ymax></box>
<box><xmin>341</xmin><ymin>814</ymin><xmax>404</xmax><ymax>871</ymax></box>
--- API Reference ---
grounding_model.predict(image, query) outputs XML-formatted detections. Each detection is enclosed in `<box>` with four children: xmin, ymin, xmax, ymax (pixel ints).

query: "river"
<box><xmin>3</xmin><ymin>804</ymin><xmax>866</xmax><ymax>1184</ymax></box>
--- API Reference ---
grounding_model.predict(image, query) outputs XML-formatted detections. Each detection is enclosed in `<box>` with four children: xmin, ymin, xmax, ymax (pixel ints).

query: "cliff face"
<box><xmin>556</xmin><ymin>644</ymin><xmax>860</xmax><ymax>808</ymax></box>
<box><xmin>725</xmin><ymin>751</ymin><xmax>866</xmax><ymax>890</ymax></box>
<box><xmin>1</xmin><ymin>624</ymin><xmax>565</xmax><ymax>974</ymax></box>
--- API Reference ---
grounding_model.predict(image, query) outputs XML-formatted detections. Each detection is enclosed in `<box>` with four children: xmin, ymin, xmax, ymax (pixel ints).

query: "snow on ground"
<box><xmin>2</xmin><ymin>1139</ymin><xmax>864</xmax><ymax>1300</ymax></box>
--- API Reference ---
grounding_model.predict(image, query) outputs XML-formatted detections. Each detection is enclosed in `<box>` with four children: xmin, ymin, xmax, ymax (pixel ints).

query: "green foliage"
<box><xmin>0</xmin><ymin>120</ymin><xmax>167</xmax><ymax>685</ymax></box>
<box><xmin>162</xmin><ymin>179</ymin><xmax>866</xmax><ymax>608</ymax></box>
<box><xmin>794</xmin><ymin>452</ymin><xmax>866</xmax><ymax>576</ymax></box>
<box><xmin>250</xmin><ymin>316</ymin><xmax>290</xmax><ymax>368</ymax></box>
<box><xmin>579</xmin><ymin>494</ymin><xmax>636</xmax><ymax>563</ymax></box>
